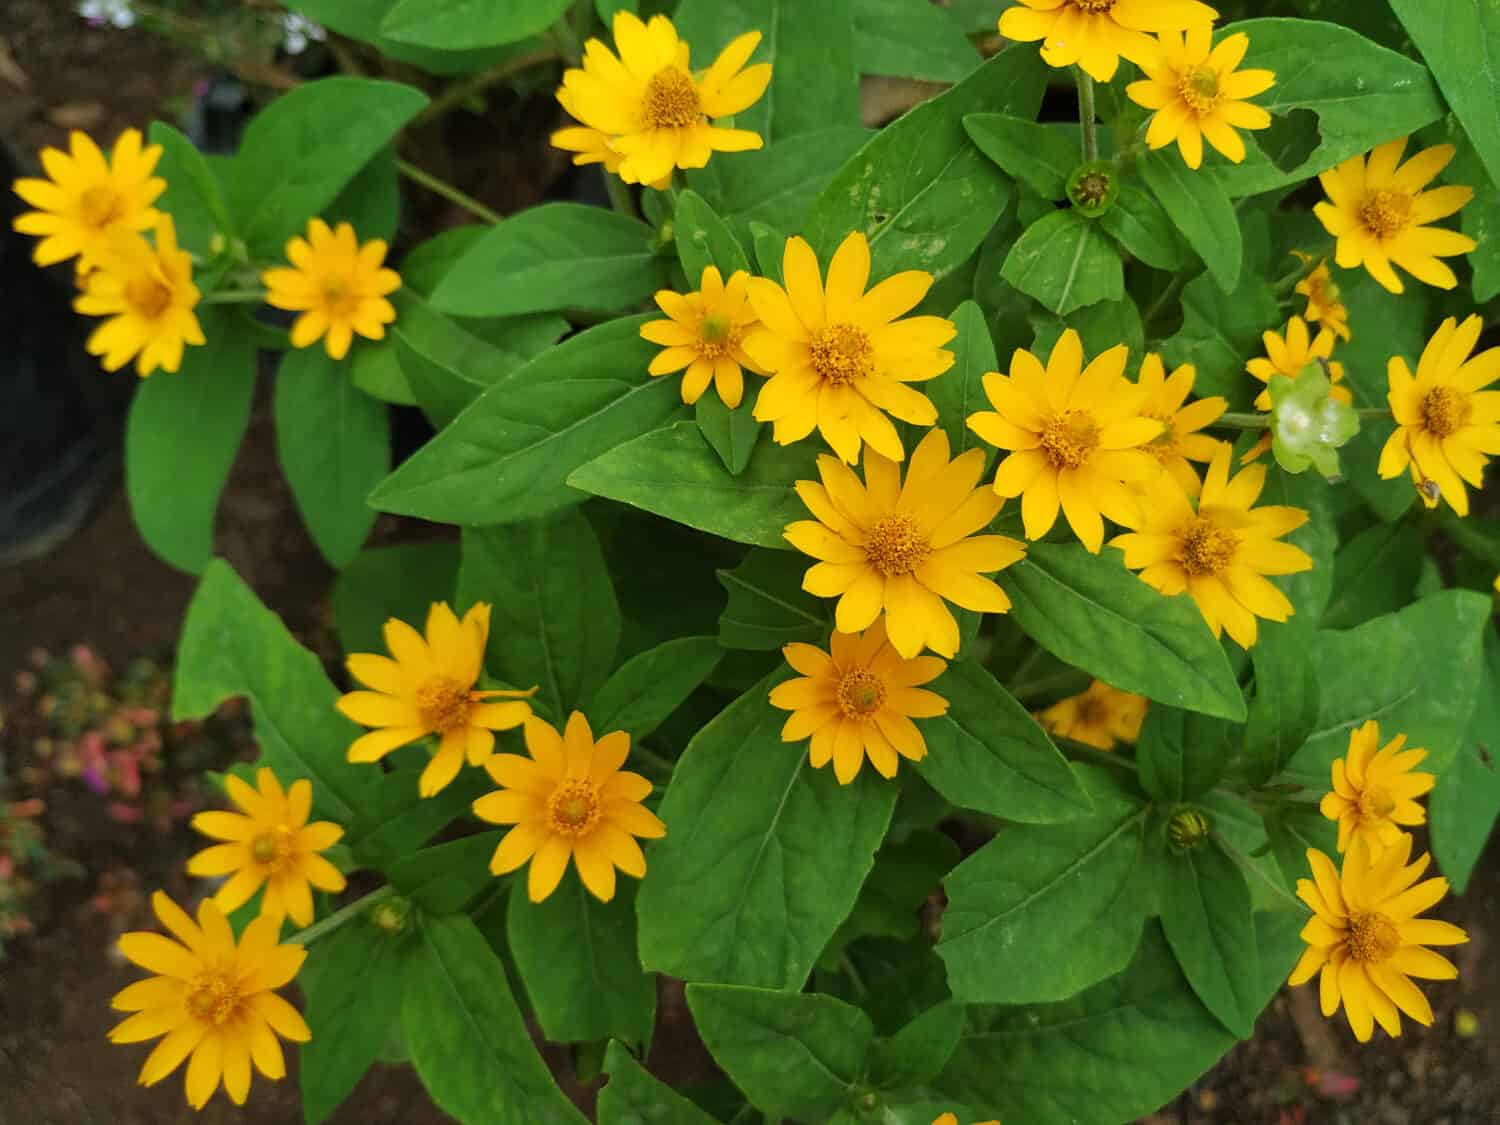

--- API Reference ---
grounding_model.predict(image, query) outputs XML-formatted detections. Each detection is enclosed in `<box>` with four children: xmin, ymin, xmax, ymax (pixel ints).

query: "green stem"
<box><xmin>1076</xmin><ymin>69</ymin><xmax>1099</xmax><ymax>163</ymax></box>
<box><xmin>1217</xmin><ymin>412</ymin><xmax>1272</xmax><ymax>430</ymax></box>
<box><xmin>283</xmin><ymin>885</ymin><xmax>395</xmax><ymax>947</ymax></box>
<box><xmin>412</xmin><ymin>47</ymin><xmax>563</xmax><ymax>127</ymax></box>
<box><xmin>201</xmin><ymin>289</ymin><xmax>267</xmax><ymax>305</ymax></box>
<box><xmin>396</xmin><ymin>158</ymin><xmax>504</xmax><ymax>225</ymax></box>
<box><xmin>1058</xmin><ymin>739</ymin><xmax>1140</xmax><ymax>773</ymax></box>
<box><xmin>604</xmin><ymin>173</ymin><xmax>640</xmax><ymax>220</ymax></box>
<box><xmin>551</xmin><ymin>13</ymin><xmax>585</xmax><ymax>65</ymax></box>
<box><xmin>1143</xmin><ymin>273</ymin><xmax>1186</xmax><ymax>326</ymax></box>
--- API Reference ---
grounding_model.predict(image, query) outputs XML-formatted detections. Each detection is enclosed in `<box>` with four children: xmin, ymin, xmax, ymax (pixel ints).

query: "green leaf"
<box><xmin>637</xmin><ymin>676</ymin><xmax>896</xmax><ymax>989</ymax></box>
<box><xmin>804</xmin><ymin>45</ymin><xmax>1047</xmax><ymax>279</ymax></box>
<box><xmin>1449</xmin><ymin>126</ymin><xmax>1500</xmax><ymax>303</ymax></box>
<box><xmin>332</xmin><ymin>541</ymin><xmax>460</xmax><ymax>658</ymax></box>
<box><xmin>1099</xmin><ymin>181</ymin><xmax>1187</xmax><ymax>271</ymax></box>
<box><xmin>964</xmin><ymin>113</ymin><xmax>1074</xmax><ymax>200</ymax></box>
<box><xmin>290</xmin><ymin>0</ymin><xmax>543</xmax><ymax>72</ymax></box>
<box><xmin>1430</xmin><ymin>630</ymin><xmax>1500</xmax><ymax>893</ymax></box>
<box><xmin>148</xmin><ymin>122</ymin><xmax>234</xmax><ymax>254</ymax></box>
<box><xmin>345</xmin><ymin>768</ymin><xmax>490</xmax><ymax>871</ymax></box>
<box><xmin>431</xmin><ymin>205</ymin><xmax>670</xmax><ymax>318</ymax></box>
<box><xmin>569</xmin><ymin>419</ymin><xmax>818</xmax><ymax>549</ymax></box>
<box><xmin>1001</xmin><ymin>543</ymin><xmax>1247</xmax><ymax>721</ymax></box>
<box><xmin>1001</xmin><ymin>209</ymin><xmax>1124</xmax><ymax>316</ymax></box>
<box><xmin>716</xmin><ymin>548</ymin><xmax>831</xmax><ymax>651</ymax></box>
<box><xmin>1138</xmin><ymin>148</ymin><xmax>1241</xmax><ymax>292</ymax></box>
<box><xmin>870</xmin><ymin>1002</ymin><xmax>963</xmax><ymax>1091</ymax></box>
<box><xmin>387</xmin><ymin>832</ymin><xmax>502</xmax><ymax>916</ymax></box>
<box><xmin>124</xmin><ymin>309</ymin><xmax>256</xmax><ymax>575</ymax></box>
<box><xmin>380</xmin><ymin>0</ymin><xmax>571</xmax><ymax>48</ymax></box>
<box><xmin>695</xmin><ymin>394</ymin><xmax>764</xmax><ymax>476</ymax></box>
<box><xmin>326</xmin><ymin>146</ymin><xmax>400</xmax><ymax>242</ymax></box>
<box><xmin>587</xmin><ymin>636</ymin><xmax>722</xmax><ymax>742</ymax></box>
<box><xmin>1322</xmin><ymin>521</ymin><xmax>1426</xmax><ymax>630</ymax></box>
<box><xmin>826</xmin><ymin>829</ymin><xmax>959</xmax><ymax>956</ymax></box>
<box><xmin>369</xmin><ymin>316</ymin><xmax>686</xmax><ymax>526</ymax></box>
<box><xmin>928</xmin><ymin>301</ymin><xmax>998</xmax><ymax>472</ymax></box>
<box><xmin>1159</xmin><ymin>265</ymin><xmax>1279</xmax><ymax>403</ymax></box>
<box><xmin>1029</xmin><ymin>298</ymin><xmax>1144</xmax><ymax>362</ymax></box>
<box><xmin>1260</xmin><ymin>470</ymin><xmax>1336</xmax><ymax>623</ymax></box>
<box><xmin>1136</xmin><ymin>706</ymin><xmax>1231</xmax><ymax>803</ymax></box>
<box><xmin>853</xmin><ymin>0</ymin><xmax>979</xmax><ymax>82</ymax></box>
<box><xmin>1241</xmin><ymin>626</ymin><xmax>1321</xmax><ymax>786</ymax></box>
<box><xmin>394</xmin><ymin>327</ymin><xmax>483</xmax><ymax>430</ymax></box>
<box><xmin>598</xmin><ymin>1040</ymin><xmax>721</xmax><ymax>1125</ymax></box>
<box><xmin>457</xmin><ymin>510</ymin><xmax>620</xmax><ymax>720</ymax></box>
<box><xmin>674</xmin><ymin>189</ymin><xmax>752</xmax><ymax>281</ymax></box>
<box><xmin>939</xmin><ymin>765</ymin><xmax>1152</xmax><ymax>1004</ymax></box>
<box><xmin>1158</xmin><ymin>841</ymin><xmax>1261</xmax><ymax>1038</ymax></box>
<box><xmin>403</xmin><ymin>913</ymin><xmax>588</xmax><ymax>1124</ymax></box>
<box><xmin>687</xmin><ymin>984</ymin><xmax>874</xmax><ymax>1121</ymax></box>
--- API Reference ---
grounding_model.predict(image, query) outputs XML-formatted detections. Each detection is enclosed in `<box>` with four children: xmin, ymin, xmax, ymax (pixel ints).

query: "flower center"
<box><xmin>1420</xmin><ymin>385</ymin><xmax>1471</xmax><ymax>438</ymax></box>
<box><xmin>835</xmin><ymin>668</ymin><xmax>886</xmax><ymax>719</ymax></box>
<box><xmin>1357</xmin><ymin>786</ymin><xmax>1398</xmax><ymax>822</ymax></box>
<box><xmin>546</xmin><ymin>779</ymin><xmax>601</xmax><ymax>837</ymax></box>
<box><xmin>1072</xmin><ymin>0</ymin><xmax>1116</xmax><ymax>11</ymax></box>
<box><xmin>78</xmin><ymin>185</ymin><xmax>124</xmax><ymax>229</ymax></box>
<box><xmin>697</xmin><ymin>312</ymin><xmax>741</xmax><ymax>360</ymax></box>
<box><xmin>1179</xmin><ymin>517</ymin><xmax>1239</xmax><ymax>576</ymax></box>
<box><xmin>1359</xmin><ymin>189</ymin><xmax>1413</xmax><ymax>239</ymax></box>
<box><xmin>864</xmin><ymin>513</ymin><xmax>930</xmax><ymax>577</ymax></box>
<box><xmin>1039</xmin><ymin>410</ymin><xmax>1101</xmax><ymax>471</ymax></box>
<box><xmin>415</xmin><ymin>676</ymin><xmax>473</xmax><ymax>734</ymax></box>
<box><xmin>250</xmin><ymin>825</ymin><xmax>296</xmax><ymax>873</ymax></box>
<box><xmin>319</xmin><ymin>277</ymin><xmax>360</xmax><ymax>319</ymax></box>
<box><xmin>185</xmin><ymin>969</ymin><xmax>243</xmax><ymax>1026</ymax></box>
<box><xmin>1146</xmin><ymin>414</ymin><xmax>1178</xmax><ymax>457</ymax></box>
<box><xmin>1178</xmin><ymin>67</ymin><xmax>1222</xmax><ymax>113</ymax></box>
<box><xmin>1345</xmin><ymin>912</ymin><xmax>1401</xmax><ymax>965</ymax></box>
<box><xmin>124</xmin><ymin>276</ymin><xmax>173</xmax><ymax>320</ymax></box>
<box><xmin>810</xmin><ymin>323</ymin><xmax>875</xmax><ymax>385</ymax></box>
<box><xmin>1073</xmin><ymin>695</ymin><xmax>1109</xmax><ymax>729</ymax></box>
<box><xmin>642</xmin><ymin>67</ymin><xmax>703</xmax><ymax>129</ymax></box>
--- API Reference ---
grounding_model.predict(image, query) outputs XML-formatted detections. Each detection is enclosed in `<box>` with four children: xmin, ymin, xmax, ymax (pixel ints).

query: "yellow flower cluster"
<box><xmin>1037</xmin><ymin>679</ymin><xmax>1149</xmax><ymax>752</ymax></box>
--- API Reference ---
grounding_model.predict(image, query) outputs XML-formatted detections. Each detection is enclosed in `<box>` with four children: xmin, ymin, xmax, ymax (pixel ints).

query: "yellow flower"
<box><xmin>785</xmin><ymin>428</ymin><xmax>1025</xmax><ymax>659</ymax></box>
<box><xmin>1296</xmin><ymin>259</ymin><xmax>1351</xmax><ymax>343</ymax></box>
<box><xmin>11</xmin><ymin>127</ymin><xmax>164</xmax><ymax>267</ymax></box>
<box><xmin>186</xmin><ymin>768</ymin><xmax>347</xmax><ymax>929</ymax></box>
<box><xmin>1319</xmin><ymin>720</ymin><xmax>1434</xmax><ymax>857</ymax></box>
<box><xmin>1378</xmin><ymin>314</ymin><xmax>1500</xmax><ymax>517</ymax></box>
<box><xmin>641</xmin><ymin>265</ymin><xmax>765</xmax><ymax>408</ymax></box>
<box><xmin>554</xmin><ymin>12</ymin><xmax>771</xmax><ymax>186</ymax></box>
<box><xmin>473</xmin><ymin>711</ymin><xmax>666</xmax><ymax>903</ymax></box>
<box><xmin>261</xmin><ymin>218</ymin><xmax>401</xmax><ymax>361</ymax></box>
<box><xmin>998</xmin><ymin>0</ymin><xmax>1219</xmax><ymax>82</ymax></box>
<box><xmin>967</xmin><ymin>329</ymin><xmax>1162</xmax><ymax>553</ymax></box>
<box><xmin>1038</xmin><ymin>679</ymin><xmax>1149</xmax><ymax>751</ymax></box>
<box><xmin>745</xmin><ymin>232</ymin><xmax>953</xmax><ymax>464</ymax></box>
<box><xmin>1127</xmin><ymin>27</ymin><xmax>1275</xmax><ymax>169</ymax></box>
<box><xmin>109</xmin><ymin>891</ymin><xmax>310</xmax><ymax>1109</ymax></box>
<box><xmin>932</xmin><ymin>1115</ymin><xmax>1000</xmax><ymax>1125</ymax></box>
<box><xmin>1245</xmin><ymin>315</ymin><xmax>1349</xmax><ymax>413</ymax></box>
<box><xmin>550</xmin><ymin>125</ymin><xmax>671</xmax><ymax>191</ymax></box>
<box><xmin>336</xmin><ymin>602</ymin><xmax>535</xmax><ymax>798</ymax></box>
<box><xmin>768</xmin><ymin>618</ymin><xmax>948</xmax><ymax>784</ymax></box>
<box><xmin>1314</xmin><ymin>137</ymin><xmax>1476</xmax><ymax>294</ymax></box>
<box><xmin>73</xmin><ymin>215</ymin><xmax>205</xmax><ymax>377</ymax></box>
<box><xmin>1110</xmin><ymin>444</ymin><xmax>1312</xmax><ymax>648</ymax></box>
<box><xmin>1136</xmin><ymin>352</ymin><xmax>1227</xmax><ymax>498</ymax></box>
<box><xmin>1289</xmin><ymin>836</ymin><xmax>1468</xmax><ymax>1043</ymax></box>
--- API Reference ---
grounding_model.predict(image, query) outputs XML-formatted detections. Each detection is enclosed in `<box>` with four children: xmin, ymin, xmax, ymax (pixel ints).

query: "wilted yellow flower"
<box><xmin>785</xmin><ymin>428</ymin><xmax>1024</xmax><ymax>659</ymax></box>
<box><xmin>473</xmin><ymin>711</ymin><xmax>666</xmax><ymax>903</ymax></box>
<box><xmin>1314</xmin><ymin>137</ymin><xmax>1476</xmax><ymax>294</ymax></box>
<box><xmin>186</xmin><ymin>768</ymin><xmax>347</xmax><ymax>929</ymax></box>
<box><xmin>746</xmin><ymin>232</ymin><xmax>953</xmax><ymax>464</ymax></box>
<box><xmin>1319</xmin><ymin>720</ymin><xmax>1434</xmax><ymax>857</ymax></box>
<box><xmin>11</xmin><ymin>127</ymin><xmax>163</xmax><ymax>267</ymax></box>
<box><xmin>1289</xmin><ymin>836</ymin><xmax>1468</xmax><ymax>1043</ymax></box>
<box><xmin>337</xmin><ymin>602</ymin><xmax>535</xmax><ymax>798</ymax></box>
<box><xmin>998</xmin><ymin>0</ymin><xmax>1219</xmax><ymax>82</ymax></box>
<box><xmin>641</xmin><ymin>265</ymin><xmax>764</xmax><ymax>408</ymax></box>
<box><xmin>968</xmin><ymin>329</ymin><xmax>1162</xmax><ymax>553</ymax></box>
<box><xmin>1136</xmin><ymin>353</ymin><xmax>1226</xmax><ymax>498</ymax></box>
<box><xmin>1038</xmin><ymin>679</ymin><xmax>1149</xmax><ymax>751</ymax></box>
<box><xmin>1296</xmin><ymin>259</ymin><xmax>1351</xmax><ymax>343</ymax></box>
<box><xmin>932</xmin><ymin>1114</ymin><xmax>1000</xmax><ymax>1125</ymax></box>
<box><xmin>1378</xmin><ymin>314</ymin><xmax>1500</xmax><ymax>517</ymax></box>
<box><xmin>109</xmin><ymin>892</ymin><xmax>310</xmax><ymax>1109</ymax></box>
<box><xmin>768</xmin><ymin>618</ymin><xmax>948</xmax><ymax>784</ymax></box>
<box><xmin>261</xmin><ymin>218</ymin><xmax>401</xmax><ymax>360</ymax></box>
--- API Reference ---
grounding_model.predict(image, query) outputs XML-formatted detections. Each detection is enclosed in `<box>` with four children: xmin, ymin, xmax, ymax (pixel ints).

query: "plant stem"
<box><xmin>1076</xmin><ymin>69</ymin><xmax>1098</xmax><ymax>162</ymax></box>
<box><xmin>1217</xmin><ymin>412</ymin><xmax>1272</xmax><ymax>430</ymax></box>
<box><xmin>551</xmin><ymin>13</ymin><xmax>585</xmax><ymax>65</ymax></box>
<box><xmin>412</xmin><ymin>48</ymin><xmax>563</xmax><ymax>127</ymax></box>
<box><xmin>1143</xmin><ymin>273</ymin><xmax>1186</xmax><ymax>326</ymax></box>
<box><xmin>1059</xmin><ymin>739</ymin><xmax>1140</xmax><ymax>773</ymax></box>
<box><xmin>201</xmin><ymin>289</ymin><xmax>267</xmax><ymax>305</ymax></box>
<box><xmin>284</xmin><ymin>884</ymin><xmax>395</xmax><ymax>947</ymax></box>
<box><xmin>604</xmin><ymin>173</ymin><xmax>640</xmax><ymax>220</ymax></box>
<box><xmin>396</xmin><ymin>158</ymin><xmax>503</xmax><ymax>225</ymax></box>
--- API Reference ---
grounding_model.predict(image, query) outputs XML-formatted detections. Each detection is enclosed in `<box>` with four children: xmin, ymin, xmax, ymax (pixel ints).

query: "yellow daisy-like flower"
<box><xmin>1037</xmin><ymin>679</ymin><xmax>1149</xmax><ymax>751</ymax></box>
<box><xmin>641</xmin><ymin>265</ymin><xmax>765</xmax><ymax>408</ymax></box>
<box><xmin>768</xmin><ymin>618</ymin><xmax>948</xmax><ymax>784</ymax></box>
<box><xmin>186</xmin><ymin>768</ymin><xmax>347</xmax><ymax>929</ymax></box>
<box><xmin>109</xmin><ymin>891</ymin><xmax>310</xmax><ymax>1110</ymax></box>
<box><xmin>1245</xmin><ymin>314</ymin><xmax>1350</xmax><ymax>413</ymax></box>
<box><xmin>745</xmin><ymin>232</ymin><xmax>953</xmax><ymax>464</ymax></box>
<box><xmin>261</xmin><ymin>218</ymin><xmax>401</xmax><ymax>361</ymax></box>
<box><xmin>785</xmin><ymin>428</ymin><xmax>1025</xmax><ymax>660</ymax></box>
<box><xmin>967</xmin><ymin>329</ymin><xmax>1162</xmax><ymax>553</ymax></box>
<box><xmin>73</xmin><ymin>215</ymin><xmax>206</xmax><ymax>377</ymax></box>
<box><xmin>336</xmin><ymin>602</ymin><xmax>535</xmax><ymax>798</ymax></box>
<box><xmin>11</xmin><ymin>127</ymin><xmax>164</xmax><ymax>267</ymax></box>
<box><xmin>1289</xmin><ymin>835</ymin><xmax>1468</xmax><ymax>1043</ymax></box>
<box><xmin>549</xmin><ymin>124</ymin><xmax>672</xmax><ymax>191</ymax></box>
<box><xmin>1319</xmin><ymin>720</ymin><xmax>1434</xmax><ymax>857</ymax></box>
<box><xmin>1127</xmin><ymin>28</ymin><xmax>1275</xmax><ymax>169</ymax></box>
<box><xmin>1136</xmin><ymin>352</ymin><xmax>1226</xmax><ymax>498</ymax></box>
<box><xmin>1110</xmin><ymin>444</ymin><xmax>1312</xmax><ymax>648</ymax></box>
<box><xmin>1314</xmin><ymin>137</ymin><xmax>1476</xmax><ymax>294</ymax></box>
<box><xmin>933</xmin><ymin>1114</ymin><xmax>1000</xmax><ymax>1125</ymax></box>
<box><xmin>1378</xmin><ymin>314</ymin><xmax>1500</xmax><ymax>517</ymax></box>
<box><xmin>554</xmin><ymin>12</ymin><xmax>771</xmax><ymax>186</ymax></box>
<box><xmin>998</xmin><ymin>0</ymin><xmax>1219</xmax><ymax>83</ymax></box>
<box><xmin>1296</xmin><ymin>259</ymin><xmax>1351</xmax><ymax>343</ymax></box>
<box><xmin>473</xmin><ymin>711</ymin><xmax>666</xmax><ymax>903</ymax></box>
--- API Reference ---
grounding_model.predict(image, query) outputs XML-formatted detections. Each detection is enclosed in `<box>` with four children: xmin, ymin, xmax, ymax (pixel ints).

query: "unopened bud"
<box><xmin>370</xmin><ymin>896</ymin><xmax>412</xmax><ymax>935</ymax></box>
<box><xmin>1168</xmin><ymin>807</ymin><xmax>1212</xmax><ymax>851</ymax></box>
<box><xmin>1067</xmin><ymin>160</ymin><xmax>1118</xmax><ymax>217</ymax></box>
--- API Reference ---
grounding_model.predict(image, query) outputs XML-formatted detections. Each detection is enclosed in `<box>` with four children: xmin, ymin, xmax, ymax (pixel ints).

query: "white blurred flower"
<box><xmin>78</xmin><ymin>0</ymin><xmax>136</xmax><ymax>28</ymax></box>
<box><xmin>281</xmin><ymin>13</ymin><xmax>327</xmax><ymax>55</ymax></box>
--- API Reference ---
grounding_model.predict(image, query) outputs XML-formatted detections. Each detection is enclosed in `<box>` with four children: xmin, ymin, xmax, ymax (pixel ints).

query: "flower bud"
<box><xmin>1067</xmin><ymin>160</ymin><xmax>1118</xmax><ymax>216</ymax></box>
<box><xmin>1167</xmin><ymin>807</ymin><xmax>1212</xmax><ymax>851</ymax></box>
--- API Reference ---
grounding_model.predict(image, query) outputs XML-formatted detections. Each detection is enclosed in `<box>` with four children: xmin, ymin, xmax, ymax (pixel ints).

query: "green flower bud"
<box><xmin>1167</xmin><ymin>807</ymin><xmax>1212</xmax><ymax>851</ymax></box>
<box><xmin>1268</xmin><ymin>360</ymin><xmax>1360</xmax><ymax>480</ymax></box>
<box><xmin>369</xmin><ymin>895</ymin><xmax>412</xmax><ymax>936</ymax></box>
<box><xmin>1067</xmin><ymin>160</ymin><xmax>1119</xmax><ymax>217</ymax></box>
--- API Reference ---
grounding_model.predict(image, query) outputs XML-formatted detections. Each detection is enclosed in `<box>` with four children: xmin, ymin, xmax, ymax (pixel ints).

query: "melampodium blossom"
<box><xmin>1378</xmin><ymin>314</ymin><xmax>1500</xmax><ymax>517</ymax></box>
<box><xmin>1246</xmin><ymin>315</ymin><xmax>1350</xmax><ymax>412</ymax></box>
<box><xmin>1289</xmin><ymin>836</ymin><xmax>1468</xmax><ymax>1042</ymax></box>
<box><xmin>768</xmin><ymin>618</ymin><xmax>948</xmax><ymax>784</ymax></box>
<box><xmin>641</xmin><ymin>265</ymin><xmax>764</xmax><ymax>408</ymax></box>
<box><xmin>933</xmin><ymin>1114</ymin><xmax>1000</xmax><ymax>1125</ymax></box>
<box><xmin>1314</xmin><ymin>137</ymin><xmax>1476</xmax><ymax>294</ymax></box>
<box><xmin>337</xmin><ymin>602</ymin><xmax>535</xmax><ymax>798</ymax></box>
<box><xmin>186</xmin><ymin>768</ymin><xmax>347</xmax><ymax>928</ymax></box>
<box><xmin>109</xmin><ymin>892</ymin><xmax>310</xmax><ymax>1109</ymax></box>
<box><xmin>1296</xmin><ymin>259</ymin><xmax>1351</xmax><ymax>343</ymax></box>
<box><xmin>998</xmin><ymin>0</ymin><xmax>1219</xmax><ymax>82</ymax></box>
<box><xmin>1136</xmin><ymin>352</ymin><xmax>1226</xmax><ymax>497</ymax></box>
<box><xmin>1127</xmin><ymin>27</ymin><xmax>1275</xmax><ymax>169</ymax></box>
<box><xmin>473</xmin><ymin>712</ymin><xmax>666</xmax><ymax>903</ymax></box>
<box><xmin>11</xmin><ymin>127</ymin><xmax>163</xmax><ymax>267</ymax></box>
<box><xmin>1110</xmin><ymin>444</ymin><xmax>1313</xmax><ymax>648</ymax></box>
<box><xmin>1319</xmin><ymin>720</ymin><xmax>1434</xmax><ymax>857</ymax></box>
<box><xmin>1038</xmin><ymin>679</ymin><xmax>1148</xmax><ymax>751</ymax></box>
<box><xmin>74</xmin><ymin>215</ymin><xmax>205</xmax><ymax>377</ymax></box>
<box><xmin>554</xmin><ymin>12</ymin><xmax>771</xmax><ymax>186</ymax></box>
<box><xmin>785</xmin><ymin>428</ymin><xmax>1024</xmax><ymax>659</ymax></box>
<box><xmin>746</xmin><ymin>232</ymin><xmax>953</xmax><ymax>464</ymax></box>
<box><xmin>550</xmin><ymin>125</ymin><xmax>671</xmax><ymax>191</ymax></box>
<box><xmin>967</xmin><ymin>329</ymin><xmax>1162</xmax><ymax>553</ymax></box>
<box><xmin>261</xmin><ymin>218</ymin><xmax>400</xmax><ymax>360</ymax></box>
